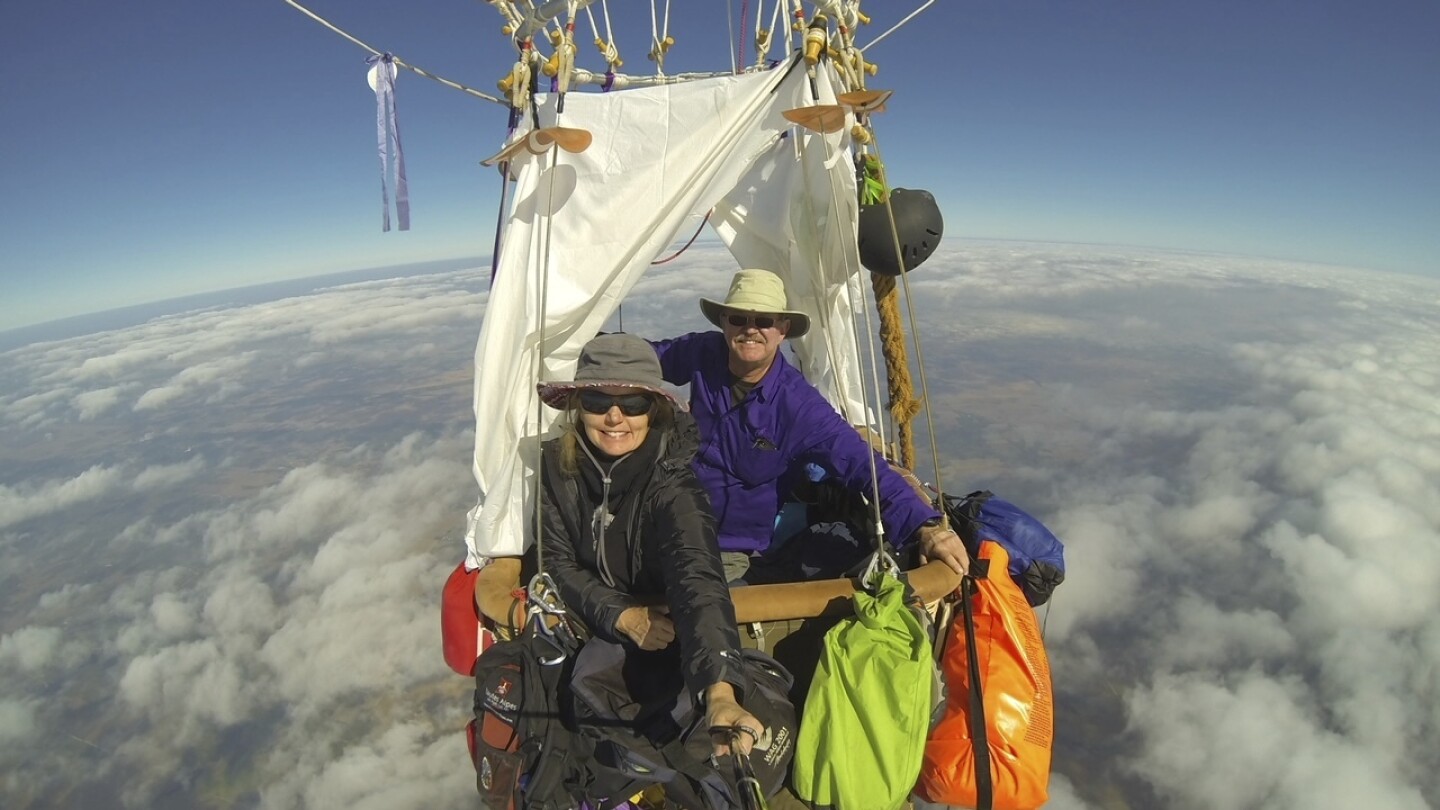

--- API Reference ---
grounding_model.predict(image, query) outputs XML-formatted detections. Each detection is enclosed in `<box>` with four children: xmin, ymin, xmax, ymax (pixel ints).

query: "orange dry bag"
<box><xmin>916</xmin><ymin>541</ymin><xmax>1053</xmax><ymax>810</ymax></box>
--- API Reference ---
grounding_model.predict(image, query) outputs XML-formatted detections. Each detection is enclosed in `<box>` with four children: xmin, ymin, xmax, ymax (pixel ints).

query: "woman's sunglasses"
<box><xmin>578</xmin><ymin>390</ymin><xmax>655</xmax><ymax>416</ymax></box>
<box><xmin>726</xmin><ymin>313</ymin><xmax>781</xmax><ymax>330</ymax></box>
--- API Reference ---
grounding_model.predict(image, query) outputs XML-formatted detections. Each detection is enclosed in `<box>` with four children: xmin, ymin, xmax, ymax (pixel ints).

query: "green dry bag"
<box><xmin>792</xmin><ymin>574</ymin><xmax>935</xmax><ymax>810</ymax></box>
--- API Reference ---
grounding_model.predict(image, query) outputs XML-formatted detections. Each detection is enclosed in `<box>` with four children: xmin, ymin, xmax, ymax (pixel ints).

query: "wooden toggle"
<box><xmin>837</xmin><ymin>89</ymin><xmax>893</xmax><ymax>114</ymax></box>
<box><xmin>480</xmin><ymin>126</ymin><xmax>593</xmax><ymax>167</ymax></box>
<box><xmin>782</xmin><ymin>89</ymin><xmax>894</xmax><ymax>135</ymax></box>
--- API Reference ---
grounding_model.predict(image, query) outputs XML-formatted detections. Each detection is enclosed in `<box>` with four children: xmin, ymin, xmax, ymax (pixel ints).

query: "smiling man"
<box><xmin>650</xmin><ymin>268</ymin><xmax>969</xmax><ymax>583</ymax></box>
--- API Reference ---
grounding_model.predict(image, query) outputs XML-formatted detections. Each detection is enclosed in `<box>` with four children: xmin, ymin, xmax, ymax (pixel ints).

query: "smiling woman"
<box><xmin>532</xmin><ymin>332</ymin><xmax>770</xmax><ymax>743</ymax></box>
<box><xmin>538</xmin><ymin>335</ymin><xmax>683</xmax><ymax>475</ymax></box>
<box><xmin>576</xmin><ymin>387</ymin><xmax>658</xmax><ymax>457</ymax></box>
<box><xmin>568</xmin><ymin>385</ymin><xmax>664</xmax><ymax>465</ymax></box>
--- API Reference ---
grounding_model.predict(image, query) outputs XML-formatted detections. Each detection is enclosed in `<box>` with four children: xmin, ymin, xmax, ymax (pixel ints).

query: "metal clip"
<box><xmin>859</xmin><ymin>548</ymin><xmax>900</xmax><ymax>591</ymax></box>
<box><xmin>746</xmin><ymin>621</ymin><xmax>766</xmax><ymax>652</ymax></box>
<box><xmin>525</xmin><ymin>572</ymin><xmax>575</xmax><ymax>664</ymax></box>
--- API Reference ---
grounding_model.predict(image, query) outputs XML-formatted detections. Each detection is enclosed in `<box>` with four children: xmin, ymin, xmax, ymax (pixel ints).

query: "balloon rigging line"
<box><xmin>282</xmin><ymin>0</ymin><xmax>506</xmax><ymax>105</ymax></box>
<box><xmin>860</xmin><ymin>0</ymin><xmax>935</xmax><ymax>53</ymax></box>
<box><xmin>725</xmin><ymin>0</ymin><xmax>737</xmax><ymax>74</ymax></box>
<box><xmin>869</xmin><ymin>131</ymin><xmax>946</xmax><ymax>504</ymax></box>
<box><xmin>795</xmin><ymin>117</ymin><xmax>888</xmax><ymax>552</ymax></box>
<box><xmin>651</xmin><ymin>211</ymin><xmax>713</xmax><ymax>265</ymax></box>
<box><xmin>286</xmin><ymin>0</ymin><xmax>760</xmax><ymax>100</ymax></box>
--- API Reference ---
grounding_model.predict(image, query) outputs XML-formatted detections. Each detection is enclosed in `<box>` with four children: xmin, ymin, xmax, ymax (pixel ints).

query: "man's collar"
<box><xmin>748</xmin><ymin>349</ymin><xmax>791</xmax><ymax>402</ymax></box>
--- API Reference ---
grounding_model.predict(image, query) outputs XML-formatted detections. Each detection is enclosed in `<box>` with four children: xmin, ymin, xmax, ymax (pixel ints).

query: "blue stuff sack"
<box><xmin>943</xmin><ymin>490</ymin><xmax>1066</xmax><ymax>607</ymax></box>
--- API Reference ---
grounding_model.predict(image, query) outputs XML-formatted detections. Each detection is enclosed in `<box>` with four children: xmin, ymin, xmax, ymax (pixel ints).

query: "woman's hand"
<box><xmin>614</xmin><ymin>606</ymin><xmax>676</xmax><ymax>650</ymax></box>
<box><xmin>704</xmin><ymin>682</ymin><xmax>765</xmax><ymax>759</ymax></box>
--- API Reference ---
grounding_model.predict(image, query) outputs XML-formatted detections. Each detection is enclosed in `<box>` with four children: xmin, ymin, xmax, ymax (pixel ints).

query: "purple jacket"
<box><xmin>651</xmin><ymin>331</ymin><xmax>941</xmax><ymax>553</ymax></box>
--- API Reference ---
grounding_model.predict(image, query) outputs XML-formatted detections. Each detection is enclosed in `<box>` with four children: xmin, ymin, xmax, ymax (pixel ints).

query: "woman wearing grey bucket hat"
<box><xmin>533</xmin><ymin>333</ymin><xmax>770</xmax><ymax>763</ymax></box>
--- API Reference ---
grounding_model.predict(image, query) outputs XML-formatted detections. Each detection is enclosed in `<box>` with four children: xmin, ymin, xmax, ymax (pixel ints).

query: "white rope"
<box><xmin>489</xmin><ymin>0</ymin><xmax>523</xmax><ymax>37</ymax></box>
<box><xmin>587</xmin><ymin>7</ymin><xmax>621</xmax><ymax>68</ymax></box>
<box><xmin>860</xmin><ymin>0</ymin><xmax>936</xmax><ymax>53</ymax></box>
<box><xmin>829</xmin><ymin>158</ymin><xmax>896</xmax><ymax>537</ymax></box>
<box><xmin>562</xmin><ymin>65</ymin><xmax>763</xmax><ymax>89</ymax></box>
<box><xmin>583</xmin><ymin>5</ymin><xmax>601</xmax><ymax>47</ymax></box>
<box><xmin>504</xmin><ymin>0</ymin><xmax>523</xmax><ymax>28</ymax></box>
<box><xmin>648</xmin><ymin>0</ymin><xmax>673</xmax><ymax>74</ymax></box>
<box><xmin>867</xmin><ymin>134</ymin><xmax>946</xmax><ymax>500</ymax></box>
<box><xmin>791</xmin><ymin>136</ymin><xmax>849</xmax><ymax>426</ymax></box>
<box><xmin>784</xmin><ymin>0</ymin><xmax>801</xmax><ymax>54</ymax></box>
<box><xmin>581</xmin><ymin>1</ymin><xmax>619</xmax><ymax>67</ymax></box>
<box><xmin>791</xmin><ymin>101</ymin><xmax>892</xmax><ymax>552</ymax></box>
<box><xmin>530</xmin><ymin>142</ymin><xmax>565</xmax><ymax>575</ymax></box>
<box><xmin>726</xmin><ymin>0</ymin><xmax>737</xmax><ymax>74</ymax></box>
<box><xmin>505</xmin><ymin>0</ymin><xmax>601</xmax><ymax>42</ymax></box>
<box><xmin>283</xmin><ymin>0</ymin><xmax>506</xmax><ymax>105</ymax></box>
<box><xmin>824</xmin><ymin>146</ymin><xmax>895</xmax><ymax>476</ymax></box>
<box><xmin>763</xmin><ymin>0</ymin><xmax>786</xmax><ymax>63</ymax></box>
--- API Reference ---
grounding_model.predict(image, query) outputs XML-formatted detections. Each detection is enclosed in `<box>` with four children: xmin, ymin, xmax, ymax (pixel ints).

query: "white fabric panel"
<box><xmin>710</xmin><ymin>68</ymin><xmax>870</xmax><ymax>426</ymax></box>
<box><xmin>464</xmin><ymin>63</ymin><xmax>823</xmax><ymax>568</ymax></box>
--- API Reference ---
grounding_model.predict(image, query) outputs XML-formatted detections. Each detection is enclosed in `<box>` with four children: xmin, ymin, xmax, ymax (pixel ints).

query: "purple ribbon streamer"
<box><xmin>367</xmin><ymin>54</ymin><xmax>410</xmax><ymax>232</ymax></box>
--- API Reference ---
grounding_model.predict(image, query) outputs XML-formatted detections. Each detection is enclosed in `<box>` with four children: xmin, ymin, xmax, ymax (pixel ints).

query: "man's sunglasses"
<box><xmin>578</xmin><ymin>390</ymin><xmax>655</xmax><ymax>416</ymax></box>
<box><xmin>726</xmin><ymin>313</ymin><xmax>782</xmax><ymax>330</ymax></box>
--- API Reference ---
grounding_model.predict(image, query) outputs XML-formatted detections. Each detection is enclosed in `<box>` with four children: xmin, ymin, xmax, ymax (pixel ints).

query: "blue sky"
<box><xmin>2</xmin><ymin>0</ymin><xmax>1437</xmax><ymax>332</ymax></box>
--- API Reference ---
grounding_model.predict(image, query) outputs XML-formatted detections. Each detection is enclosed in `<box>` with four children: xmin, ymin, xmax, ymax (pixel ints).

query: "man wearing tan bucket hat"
<box><xmin>651</xmin><ymin>269</ymin><xmax>969</xmax><ymax>582</ymax></box>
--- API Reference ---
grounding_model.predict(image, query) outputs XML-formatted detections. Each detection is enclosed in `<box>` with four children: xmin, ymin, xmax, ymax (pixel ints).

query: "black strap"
<box><xmin>657</xmin><ymin>737</ymin><xmax>719</xmax><ymax>786</ymax></box>
<box><xmin>507</xmin><ymin>595</ymin><xmax>524</xmax><ymax>637</ymax></box>
<box><xmin>727</xmin><ymin>738</ymin><xmax>768</xmax><ymax>810</ymax></box>
<box><xmin>960</xmin><ymin>568</ymin><xmax>994</xmax><ymax>810</ymax></box>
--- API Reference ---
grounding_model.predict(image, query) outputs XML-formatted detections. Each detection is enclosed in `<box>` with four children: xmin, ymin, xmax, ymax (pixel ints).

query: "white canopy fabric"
<box><xmin>464</xmin><ymin>61</ymin><xmax>868</xmax><ymax>568</ymax></box>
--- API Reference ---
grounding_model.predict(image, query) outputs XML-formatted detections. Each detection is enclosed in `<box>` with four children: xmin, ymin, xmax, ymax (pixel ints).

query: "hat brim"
<box><xmin>699</xmin><ymin>298</ymin><xmax>811</xmax><ymax>339</ymax></box>
<box><xmin>537</xmin><ymin>380</ymin><xmax>687</xmax><ymax>412</ymax></box>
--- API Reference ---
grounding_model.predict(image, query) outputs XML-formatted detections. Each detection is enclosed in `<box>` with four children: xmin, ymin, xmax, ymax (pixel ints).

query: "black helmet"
<box><xmin>857</xmin><ymin>188</ymin><xmax>944</xmax><ymax>276</ymax></box>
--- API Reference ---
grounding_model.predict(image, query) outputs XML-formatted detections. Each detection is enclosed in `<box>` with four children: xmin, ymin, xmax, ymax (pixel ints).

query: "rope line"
<box><xmin>282</xmin><ymin>0</ymin><xmax>506</xmax><ymax>105</ymax></box>
<box><xmin>793</xmin><ymin>76</ymin><xmax>890</xmax><ymax>557</ymax></box>
<box><xmin>725</xmin><ymin>0</ymin><xmax>737</xmax><ymax>74</ymax></box>
<box><xmin>531</xmin><ymin>143</ymin><xmax>567</xmax><ymax>578</ymax></box>
<box><xmin>860</xmin><ymin>0</ymin><xmax>936</xmax><ymax>53</ymax></box>
<box><xmin>650</xmin><ymin>0</ymin><xmax>673</xmax><ymax>74</ymax></box>
<box><xmin>651</xmin><ymin>210</ymin><xmax>713</xmax><ymax>265</ymax></box>
<box><xmin>869</xmin><ymin>132</ymin><xmax>947</xmax><ymax>507</ymax></box>
<box><xmin>871</xmin><ymin>273</ymin><xmax>921</xmax><ymax>468</ymax></box>
<box><xmin>790</xmin><ymin>129</ymin><xmax>847</xmax><ymax>423</ymax></box>
<box><xmin>288</xmin><ymin>0</ymin><xmax>788</xmax><ymax>103</ymax></box>
<box><xmin>820</xmin><ymin>7</ymin><xmax>903</xmax><ymax>472</ymax></box>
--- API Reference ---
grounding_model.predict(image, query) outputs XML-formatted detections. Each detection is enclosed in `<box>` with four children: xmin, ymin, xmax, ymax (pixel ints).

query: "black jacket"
<box><xmin>539</xmin><ymin>412</ymin><xmax>748</xmax><ymax>698</ymax></box>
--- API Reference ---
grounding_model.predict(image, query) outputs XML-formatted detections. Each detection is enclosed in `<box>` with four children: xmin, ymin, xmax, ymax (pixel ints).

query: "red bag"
<box><xmin>441</xmin><ymin>562</ymin><xmax>495</xmax><ymax>676</ymax></box>
<box><xmin>916</xmin><ymin>541</ymin><xmax>1054</xmax><ymax>810</ymax></box>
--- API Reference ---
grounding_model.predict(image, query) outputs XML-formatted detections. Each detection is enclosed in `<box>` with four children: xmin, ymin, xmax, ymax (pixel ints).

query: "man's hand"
<box><xmin>918</xmin><ymin>523</ymin><xmax>970</xmax><ymax>576</ymax></box>
<box><xmin>614</xmin><ymin>606</ymin><xmax>676</xmax><ymax>650</ymax></box>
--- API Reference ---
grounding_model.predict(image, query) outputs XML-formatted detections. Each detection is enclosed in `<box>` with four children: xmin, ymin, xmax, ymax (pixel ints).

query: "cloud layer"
<box><xmin>1</xmin><ymin>269</ymin><xmax>486</xmax><ymax>807</ymax></box>
<box><xmin>1</xmin><ymin>244</ymin><xmax>1437</xmax><ymax>809</ymax></box>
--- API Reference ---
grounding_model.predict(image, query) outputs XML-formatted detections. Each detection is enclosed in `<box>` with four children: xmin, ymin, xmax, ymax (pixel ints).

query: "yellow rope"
<box><xmin>870</xmin><ymin>272</ymin><xmax>920</xmax><ymax>469</ymax></box>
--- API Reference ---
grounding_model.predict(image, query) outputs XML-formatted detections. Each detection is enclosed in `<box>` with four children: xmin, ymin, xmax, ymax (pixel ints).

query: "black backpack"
<box><xmin>569</xmin><ymin>639</ymin><xmax>798</xmax><ymax>810</ymax></box>
<box><xmin>471</xmin><ymin>623</ymin><xmax>593</xmax><ymax>810</ymax></box>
